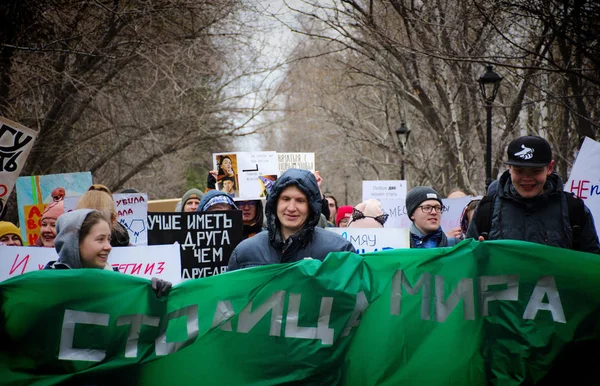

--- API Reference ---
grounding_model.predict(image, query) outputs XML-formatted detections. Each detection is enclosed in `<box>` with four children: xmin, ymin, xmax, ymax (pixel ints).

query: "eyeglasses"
<box><xmin>350</xmin><ymin>208</ymin><xmax>389</xmax><ymax>226</ymax></box>
<box><xmin>237</xmin><ymin>201</ymin><xmax>257</xmax><ymax>208</ymax></box>
<box><xmin>418</xmin><ymin>205</ymin><xmax>446</xmax><ymax>214</ymax></box>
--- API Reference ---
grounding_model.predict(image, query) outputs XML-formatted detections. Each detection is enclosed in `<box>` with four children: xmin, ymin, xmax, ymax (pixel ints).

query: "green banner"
<box><xmin>1</xmin><ymin>240</ymin><xmax>599</xmax><ymax>385</ymax></box>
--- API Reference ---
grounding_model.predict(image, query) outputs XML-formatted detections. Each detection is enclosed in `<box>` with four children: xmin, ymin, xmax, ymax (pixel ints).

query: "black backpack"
<box><xmin>474</xmin><ymin>192</ymin><xmax>585</xmax><ymax>250</ymax></box>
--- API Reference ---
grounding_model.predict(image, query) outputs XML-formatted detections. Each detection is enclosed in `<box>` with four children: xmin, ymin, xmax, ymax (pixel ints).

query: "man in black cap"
<box><xmin>467</xmin><ymin>136</ymin><xmax>600</xmax><ymax>254</ymax></box>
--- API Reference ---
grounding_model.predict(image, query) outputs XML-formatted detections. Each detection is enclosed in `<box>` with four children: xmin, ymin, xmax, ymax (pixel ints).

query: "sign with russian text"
<box><xmin>440</xmin><ymin>196</ymin><xmax>476</xmax><ymax>233</ymax></box>
<box><xmin>565</xmin><ymin>136</ymin><xmax>600</xmax><ymax>236</ymax></box>
<box><xmin>1</xmin><ymin>240</ymin><xmax>598</xmax><ymax>384</ymax></box>
<box><xmin>147</xmin><ymin>211</ymin><xmax>243</xmax><ymax>279</ymax></box>
<box><xmin>64</xmin><ymin>193</ymin><xmax>149</xmax><ymax>245</ymax></box>
<box><xmin>277</xmin><ymin>152</ymin><xmax>315</xmax><ymax>175</ymax></box>
<box><xmin>213</xmin><ymin>152</ymin><xmax>278</xmax><ymax>199</ymax></box>
<box><xmin>362</xmin><ymin>180</ymin><xmax>407</xmax><ymax>201</ymax></box>
<box><xmin>15</xmin><ymin>172</ymin><xmax>92</xmax><ymax>245</ymax></box>
<box><xmin>0</xmin><ymin>244</ymin><xmax>181</xmax><ymax>284</ymax></box>
<box><xmin>108</xmin><ymin>244</ymin><xmax>180</xmax><ymax>283</ymax></box>
<box><xmin>375</xmin><ymin>196</ymin><xmax>473</xmax><ymax>232</ymax></box>
<box><xmin>362</xmin><ymin>181</ymin><xmax>408</xmax><ymax>229</ymax></box>
<box><xmin>328</xmin><ymin>227</ymin><xmax>410</xmax><ymax>252</ymax></box>
<box><xmin>0</xmin><ymin>117</ymin><xmax>37</xmax><ymax>218</ymax></box>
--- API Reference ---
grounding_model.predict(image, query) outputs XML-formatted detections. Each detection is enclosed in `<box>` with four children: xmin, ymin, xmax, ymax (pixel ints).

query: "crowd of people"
<box><xmin>1</xmin><ymin>135</ymin><xmax>598</xmax><ymax>280</ymax></box>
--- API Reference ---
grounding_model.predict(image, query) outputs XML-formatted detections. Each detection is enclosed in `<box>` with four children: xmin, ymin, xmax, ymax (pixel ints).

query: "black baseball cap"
<box><xmin>504</xmin><ymin>136</ymin><xmax>552</xmax><ymax>167</ymax></box>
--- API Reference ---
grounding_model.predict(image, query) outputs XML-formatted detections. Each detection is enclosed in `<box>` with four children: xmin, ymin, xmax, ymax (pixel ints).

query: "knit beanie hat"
<box><xmin>41</xmin><ymin>200</ymin><xmax>65</xmax><ymax>221</ymax></box>
<box><xmin>0</xmin><ymin>221</ymin><xmax>22</xmax><ymax>242</ymax></box>
<box><xmin>406</xmin><ymin>186</ymin><xmax>443</xmax><ymax>218</ymax></box>
<box><xmin>181</xmin><ymin>189</ymin><xmax>204</xmax><ymax>210</ymax></box>
<box><xmin>335</xmin><ymin>205</ymin><xmax>354</xmax><ymax>226</ymax></box>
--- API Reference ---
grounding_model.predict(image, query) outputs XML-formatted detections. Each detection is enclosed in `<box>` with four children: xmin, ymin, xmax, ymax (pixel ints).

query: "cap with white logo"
<box><xmin>504</xmin><ymin>136</ymin><xmax>552</xmax><ymax>167</ymax></box>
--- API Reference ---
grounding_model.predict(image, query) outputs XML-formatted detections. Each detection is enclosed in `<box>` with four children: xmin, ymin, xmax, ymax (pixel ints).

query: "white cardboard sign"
<box><xmin>213</xmin><ymin>151</ymin><xmax>279</xmax><ymax>199</ymax></box>
<box><xmin>0</xmin><ymin>244</ymin><xmax>181</xmax><ymax>284</ymax></box>
<box><xmin>278</xmin><ymin>152</ymin><xmax>315</xmax><ymax>175</ymax></box>
<box><xmin>328</xmin><ymin>227</ymin><xmax>410</xmax><ymax>253</ymax></box>
<box><xmin>565</xmin><ymin>136</ymin><xmax>600</xmax><ymax>236</ymax></box>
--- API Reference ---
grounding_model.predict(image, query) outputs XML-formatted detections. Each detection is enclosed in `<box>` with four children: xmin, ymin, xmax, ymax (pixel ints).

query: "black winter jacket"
<box><xmin>466</xmin><ymin>170</ymin><xmax>600</xmax><ymax>254</ymax></box>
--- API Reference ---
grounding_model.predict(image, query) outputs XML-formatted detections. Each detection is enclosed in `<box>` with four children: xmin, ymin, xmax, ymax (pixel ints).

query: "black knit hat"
<box><xmin>504</xmin><ymin>136</ymin><xmax>552</xmax><ymax>167</ymax></box>
<box><xmin>406</xmin><ymin>186</ymin><xmax>443</xmax><ymax>218</ymax></box>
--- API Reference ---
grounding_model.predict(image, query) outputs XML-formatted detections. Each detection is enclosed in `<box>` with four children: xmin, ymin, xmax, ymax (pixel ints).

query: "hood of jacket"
<box><xmin>498</xmin><ymin>170</ymin><xmax>564</xmax><ymax>203</ymax></box>
<box><xmin>196</xmin><ymin>190</ymin><xmax>238</xmax><ymax>212</ymax></box>
<box><xmin>265</xmin><ymin>168</ymin><xmax>322</xmax><ymax>248</ymax></box>
<box><xmin>54</xmin><ymin>209</ymin><xmax>95</xmax><ymax>269</ymax></box>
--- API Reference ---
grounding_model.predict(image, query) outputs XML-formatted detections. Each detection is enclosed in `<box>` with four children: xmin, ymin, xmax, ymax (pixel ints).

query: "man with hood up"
<box><xmin>227</xmin><ymin>168</ymin><xmax>354</xmax><ymax>271</ymax></box>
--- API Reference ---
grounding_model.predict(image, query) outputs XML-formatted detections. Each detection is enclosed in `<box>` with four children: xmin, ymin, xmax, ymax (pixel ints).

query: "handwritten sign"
<box><xmin>23</xmin><ymin>204</ymin><xmax>46</xmax><ymax>246</ymax></box>
<box><xmin>147</xmin><ymin>211</ymin><xmax>243</xmax><ymax>280</ymax></box>
<box><xmin>0</xmin><ymin>117</ymin><xmax>37</xmax><ymax>217</ymax></box>
<box><xmin>213</xmin><ymin>152</ymin><xmax>278</xmax><ymax>199</ymax></box>
<box><xmin>0</xmin><ymin>244</ymin><xmax>181</xmax><ymax>284</ymax></box>
<box><xmin>440</xmin><ymin>196</ymin><xmax>476</xmax><ymax>232</ymax></box>
<box><xmin>278</xmin><ymin>152</ymin><xmax>315</xmax><ymax>175</ymax></box>
<box><xmin>565</xmin><ymin>136</ymin><xmax>600</xmax><ymax>236</ymax></box>
<box><xmin>65</xmin><ymin>193</ymin><xmax>149</xmax><ymax>245</ymax></box>
<box><xmin>108</xmin><ymin>244</ymin><xmax>181</xmax><ymax>284</ymax></box>
<box><xmin>16</xmin><ymin>172</ymin><xmax>92</xmax><ymax>245</ymax></box>
<box><xmin>375</xmin><ymin>196</ymin><xmax>472</xmax><ymax>232</ymax></box>
<box><xmin>328</xmin><ymin>227</ymin><xmax>410</xmax><ymax>253</ymax></box>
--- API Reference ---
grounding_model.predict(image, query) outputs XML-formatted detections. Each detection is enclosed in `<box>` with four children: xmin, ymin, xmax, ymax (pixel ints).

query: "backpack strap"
<box><xmin>565</xmin><ymin>192</ymin><xmax>585</xmax><ymax>251</ymax></box>
<box><xmin>474</xmin><ymin>194</ymin><xmax>496</xmax><ymax>239</ymax></box>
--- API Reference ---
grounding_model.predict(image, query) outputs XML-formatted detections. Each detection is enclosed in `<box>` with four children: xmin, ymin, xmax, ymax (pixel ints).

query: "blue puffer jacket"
<box><xmin>228</xmin><ymin>169</ymin><xmax>354</xmax><ymax>271</ymax></box>
<box><xmin>466</xmin><ymin>170</ymin><xmax>600</xmax><ymax>254</ymax></box>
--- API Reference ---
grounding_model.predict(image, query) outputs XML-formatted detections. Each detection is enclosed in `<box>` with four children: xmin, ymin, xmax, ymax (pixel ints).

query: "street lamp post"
<box><xmin>395</xmin><ymin>122</ymin><xmax>411</xmax><ymax>180</ymax></box>
<box><xmin>478</xmin><ymin>65</ymin><xmax>503</xmax><ymax>190</ymax></box>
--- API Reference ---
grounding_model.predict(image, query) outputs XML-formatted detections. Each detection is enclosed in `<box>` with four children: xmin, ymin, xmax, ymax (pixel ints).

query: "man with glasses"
<box><xmin>405</xmin><ymin>186</ymin><xmax>451</xmax><ymax>248</ymax></box>
<box><xmin>237</xmin><ymin>200</ymin><xmax>265</xmax><ymax>239</ymax></box>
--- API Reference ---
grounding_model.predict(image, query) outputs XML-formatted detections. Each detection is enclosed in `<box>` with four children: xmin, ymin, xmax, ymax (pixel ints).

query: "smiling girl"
<box><xmin>44</xmin><ymin>209</ymin><xmax>114</xmax><ymax>270</ymax></box>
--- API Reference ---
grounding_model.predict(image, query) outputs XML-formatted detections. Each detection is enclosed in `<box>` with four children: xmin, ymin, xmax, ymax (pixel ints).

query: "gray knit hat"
<box><xmin>406</xmin><ymin>186</ymin><xmax>443</xmax><ymax>218</ymax></box>
<box><xmin>181</xmin><ymin>188</ymin><xmax>204</xmax><ymax>211</ymax></box>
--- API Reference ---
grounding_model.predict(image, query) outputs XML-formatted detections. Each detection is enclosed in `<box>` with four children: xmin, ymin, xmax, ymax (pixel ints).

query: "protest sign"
<box><xmin>108</xmin><ymin>244</ymin><xmax>180</xmax><ymax>284</ymax></box>
<box><xmin>64</xmin><ymin>193</ymin><xmax>149</xmax><ymax>245</ymax></box>
<box><xmin>147</xmin><ymin>211</ymin><xmax>243</xmax><ymax>279</ymax></box>
<box><xmin>376</xmin><ymin>195</ymin><xmax>475</xmax><ymax>231</ymax></box>
<box><xmin>0</xmin><ymin>246</ymin><xmax>56</xmax><ymax>281</ymax></box>
<box><xmin>1</xmin><ymin>240</ymin><xmax>599</xmax><ymax>385</ymax></box>
<box><xmin>362</xmin><ymin>181</ymin><xmax>408</xmax><ymax>229</ymax></box>
<box><xmin>565</xmin><ymin>136</ymin><xmax>600</xmax><ymax>236</ymax></box>
<box><xmin>22</xmin><ymin>203</ymin><xmax>47</xmax><ymax>246</ymax></box>
<box><xmin>15</xmin><ymin>172</ymin><xmax>92</xmax><ymax>245</ymax></box>
<box><xmin>440</xmin><ymin>196</ymin><xmax>477</xmax><ymax>232</ymax></box>
<box><xmin>328</xmin><ymin>227</ymin><xmax>410</xmax><ymax>252</ymax></box>
<box><xmin>0</xmin><ymin>244</ymin><xmax>180</xmax><ymax>284</ymax></box>
<box><xmin>362</xmin><ymin>180</ymin><xmax>407</xmax><ymax>201</ymax></box>
<box><xmin>213</xmin><ymin>152</ymin><xmax>278</xmax><ymax>199</ymax></box>
<box><xmin>378</xmin><ymin>198</ymin><xmax>411</xmax><ymax>228</ymax></box>
<box><xmin>277</xmin><ymin>152</ymin><xmax>315</xmax><ymax>174</ymax></box>
<box><xmin>0</xmin><ymin>117</ymin><xmax>37</xmax><ymax>218</ymax></box>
